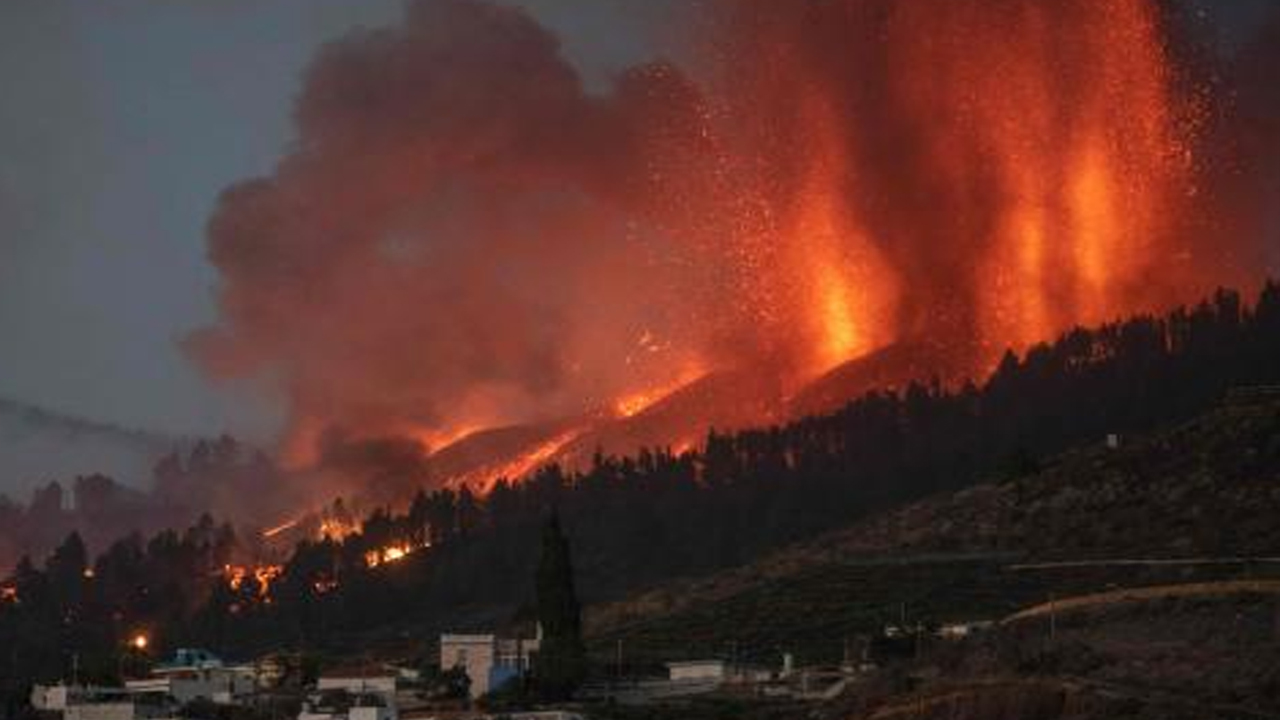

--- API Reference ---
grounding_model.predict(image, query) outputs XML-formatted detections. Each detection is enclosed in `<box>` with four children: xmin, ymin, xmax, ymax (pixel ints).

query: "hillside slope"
<box><xmin>586</xmin><ymin>389</ymin><xmax>1280</xmax><ymax>661</ymax></box>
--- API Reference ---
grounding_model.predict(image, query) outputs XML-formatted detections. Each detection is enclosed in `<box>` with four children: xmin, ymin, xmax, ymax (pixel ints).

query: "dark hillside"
<box><xmin>586</xmin><ymin>390</ymin><xmax>1280</xmax><ymax>667</ymax></box>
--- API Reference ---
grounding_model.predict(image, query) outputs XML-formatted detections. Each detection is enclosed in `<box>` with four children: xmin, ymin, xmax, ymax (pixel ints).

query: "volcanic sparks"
<box><xmin>190</xmin><ymin>0</ymin><xmax>1253</xmax><ymax>492</ymax></box>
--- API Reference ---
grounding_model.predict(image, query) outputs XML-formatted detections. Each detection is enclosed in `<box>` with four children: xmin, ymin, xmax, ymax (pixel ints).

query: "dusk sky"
<box><xmin>0</xmin><ymin>0</ymin><xmax>1272</xmax><ymax>443</ymax></box>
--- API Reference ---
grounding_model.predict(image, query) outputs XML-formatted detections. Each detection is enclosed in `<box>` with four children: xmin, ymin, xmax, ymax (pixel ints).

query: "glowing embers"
<box><xmin>317</xmin><ymin>517</ymin><xmax>360</xmax><ymax>542</ymax></box>
<box><xmin>313</xmin><ymin>576</ymin><xmax>339</xmax><ymax>595</ymax></box>
<box><xmin>223</xmin><ymin>563</ymin><xmax>283</xmax><ymax>601</ymax></box>
<box><xmin>0</xmin><ymin>584</ymin><xmax>16</xmax><ymax>604</ymax></box>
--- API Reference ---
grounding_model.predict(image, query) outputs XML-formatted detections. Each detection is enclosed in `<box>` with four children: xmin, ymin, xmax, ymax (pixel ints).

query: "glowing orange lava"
<box><xmin>788</xmin><ymin>97</ymin><xmax>899</xmax><ymax>375</ymax></box>
<box><xmin>613</xmin><ymin>367</ymin><xmax>708</xmax><ymax>418</ymax></box>
<box><xmin>453</xmin><ymin>427</ymin><xmax>587</xmax><ymax>493</ymax></box>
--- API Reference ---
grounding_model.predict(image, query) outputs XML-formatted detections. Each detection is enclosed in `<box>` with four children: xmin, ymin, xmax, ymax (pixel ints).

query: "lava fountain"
<box><xmin>191</xmin><ymin>0</ymin><xmax>1248</xmax><ymax>491</ymax></box>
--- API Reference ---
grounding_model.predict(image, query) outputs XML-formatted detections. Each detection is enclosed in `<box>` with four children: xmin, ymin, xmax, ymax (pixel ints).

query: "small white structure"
<box><xmin>440</xmin><ymin>631</ymin><xmax>539</xmax><ymax>699</ymax></box>
<box><xmin>937</xmin><ymin>620</ymin><xmax>994</xmax><ymax>640</ymax></box>
<box><xmin>32</xmin><ymin>684</ymin><xmax>77</xmax><ymax>712</ymax></box>
<box><xmin>42</xmin><ymin>687</ymin><xmax>174</xmax><ymax>720</ymax></box>
<box><xmin>303</xmin><ymin>667</ymin><xmax>399</xmax><ymax>720</ymax></box>
<box><xmin>316</xmin><ymin>675</ymin><xmax>398</xmax><ymax>696</ymax></box>
<box><xmin>665</xmin><ymin>660</ymin><xmax>728</xmax><ymax>683</ymax></box>
<box><xmin>299</xmin><ymin>690</ymin><xmax>396</xmax><ymax>720</ymax></box>
<box><xmin>126</xmin><ymin>648</ymin><xmax>256</xmax><ymax>705</ymax></box>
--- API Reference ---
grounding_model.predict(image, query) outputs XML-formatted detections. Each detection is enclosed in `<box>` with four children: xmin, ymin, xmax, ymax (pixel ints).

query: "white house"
<box><xmin>299</xmin><ymin>689</ymin><xmax>396</xmax><ymax>720</ymax></box>
<box><xmin>125</xmin><ymin>649</ymin><xmax>256</xmax><ymax>705</ymax></box>
<box><xmin>665</xmin><ymin>660</ymin><xmax>728</xmax><ymax>683</ymax></box>
<box><xmin>300</xmin><ymin>666</ymin><xmax>400</xmax><ymax>720</ymax></box>
<box><xmin>32</xmin><ymin>684</ymin><xmax>79</xmax><ymax>712</ymax></box>
<box><xmin>316</xmin><ymin>674</ymin><xmax>398</xmax><ymax>696</ymax></box>
<box><xmin>440</xmin><ymin>631</ymin><xmax>540</xmax><ymax>699</ymax></box>
<box><xmin>39</xmin><ymin>687</ymin><xmax>175</xmax><ymax>720</ymax></box>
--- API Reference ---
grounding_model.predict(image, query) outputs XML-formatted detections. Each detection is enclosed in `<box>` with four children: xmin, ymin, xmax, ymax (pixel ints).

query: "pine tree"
<box><xmin>533</xmin><ymin>512</ymin><xmax>585</xmax><ymax>702</ymax></box>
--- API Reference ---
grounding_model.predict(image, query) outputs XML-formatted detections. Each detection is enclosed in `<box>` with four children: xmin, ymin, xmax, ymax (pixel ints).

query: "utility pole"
<box><xmin>1048</xmin><ymin>593</ymin><xmax>1057</xmax><ymax>642</ymax></box>
<box><xmin>72</xmin><ymin>652</ymin><xmax>80</xmax><ymax>687</ymax></box>
<box><xmin>615</xmin><ymin>639</ymin><xmax>624</xmax><ymax>680</ymax></box>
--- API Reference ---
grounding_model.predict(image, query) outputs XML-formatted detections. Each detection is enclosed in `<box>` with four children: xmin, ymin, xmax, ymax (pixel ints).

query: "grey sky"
<box><xmin>0</xmin><ymin>0</ymin><xmax>1270</xmax><ymax>445</ymax></box>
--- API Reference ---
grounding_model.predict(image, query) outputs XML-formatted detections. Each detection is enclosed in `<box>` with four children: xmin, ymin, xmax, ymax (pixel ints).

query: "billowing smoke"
<box><xmin>189</xmin><ymin>0</ymin><xmax>1273</xmax><ymax>483</ymax></box>
<box><xmin>188</xmin><ymin>0</ymin><xmax>715</xmax><ymax>463</ymax></box>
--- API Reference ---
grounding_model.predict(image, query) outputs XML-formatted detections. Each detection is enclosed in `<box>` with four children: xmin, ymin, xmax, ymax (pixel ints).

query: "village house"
<box><xmin>439</xmin><ymin>630</ymin><xmax>540</xmax><ymax>699</ymax></box>
<box><xmin>31</xmin><ymin>648</ymin><xmax>259</xmax><ymax>720</ymax></box>
<box><xmin>298</xmin><ymin>689</ymin><xmax>396</xmax><ymax>720</ymax></box>
<box><xmin>299</xmin><ymin>664</ymin><xmax>400</xmax><ymax>720</ymax></box>
<box><xmin>665</xmin><ymin>659</ymin><xmax>728</xmax><ymax>683</ymax></box>
<box><xmin>31</xmin><ymin>685</ymin><xmax>174</xmax><ymax>720</ymax></box>
<box><xmin>125</xmin><ymin>648</ymin><xmax>257</xmax><ymax>706</ymax></box>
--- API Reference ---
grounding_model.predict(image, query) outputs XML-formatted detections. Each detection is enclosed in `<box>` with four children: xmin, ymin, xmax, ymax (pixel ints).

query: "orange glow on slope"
<box><xmin>614</xmin><ymin>367</ymin><xmax>708</xmax><ymax>418</ymax></box>
<box><xmin>452</xmin><ymin>427</ymin><xmax>587</xmax><ymax>493</ymax></box>
<box><xmin>413</xmin><ymin>424</ymin><xmax>483</xmax><ymax>452</ymax></box>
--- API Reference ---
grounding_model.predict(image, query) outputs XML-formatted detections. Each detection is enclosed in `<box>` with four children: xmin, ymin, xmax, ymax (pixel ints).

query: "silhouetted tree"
<box><xmin>533</xmin><ymin>512</ymin><xmax>585</xmax><ymax>702</ymax></box>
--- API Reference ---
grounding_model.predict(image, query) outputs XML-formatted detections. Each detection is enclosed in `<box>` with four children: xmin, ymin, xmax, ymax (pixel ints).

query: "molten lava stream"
<box><xmin>613</xmin><ymin>367</ymin><xmax>709</xmax><ymax>419</ymax></box>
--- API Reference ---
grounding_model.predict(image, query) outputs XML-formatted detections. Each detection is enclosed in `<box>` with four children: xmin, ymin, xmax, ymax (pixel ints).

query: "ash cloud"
<box><xmin>188</xmin><ymin>0</ymin><xmax>714</xmax><ymax>458</ymax></box>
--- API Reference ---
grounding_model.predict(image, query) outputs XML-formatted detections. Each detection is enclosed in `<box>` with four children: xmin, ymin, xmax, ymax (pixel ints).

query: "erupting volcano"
<box><xmin>189</xmin><ymin>0</ymin><xmax>1264</xmax><ymax>497</ymax></box>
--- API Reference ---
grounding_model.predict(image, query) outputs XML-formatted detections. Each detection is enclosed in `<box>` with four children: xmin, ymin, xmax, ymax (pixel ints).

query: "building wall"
<box><xmin>316</xmin><ymin>676</ymin><xmax>397</xmax><ymax>695</ymax></box>
<box><xmin>30</xmin><ymin>684</ymin><xmax>70</xmax><ymax>711</ymax></box>
<box><xmin>440</xmin><ymin>635</ymin><xmax>497</xmax><ymax>698</ymax></box>
<box><xmin>667</xmin><ymin>662</ymin><xmax>727</xmax><ymax>682</ymax></box>
<box><xmin>64</xmin><ymin>703</ymin><xmax>139</xmax><ymax>720</ymax></box>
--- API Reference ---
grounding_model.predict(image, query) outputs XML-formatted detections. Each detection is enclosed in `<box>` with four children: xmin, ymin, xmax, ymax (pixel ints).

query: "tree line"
<box><xmin>3</xmin><ymin>282</ymin><xmax>1280</xmax><ymax>712</ymax></box>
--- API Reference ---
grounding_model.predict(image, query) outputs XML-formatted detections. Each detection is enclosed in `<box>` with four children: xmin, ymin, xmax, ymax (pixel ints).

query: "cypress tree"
<box><xmin>534</xmin><ymin>512</ymin><xmax>585</xmax><ymax>702</ymax></box>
